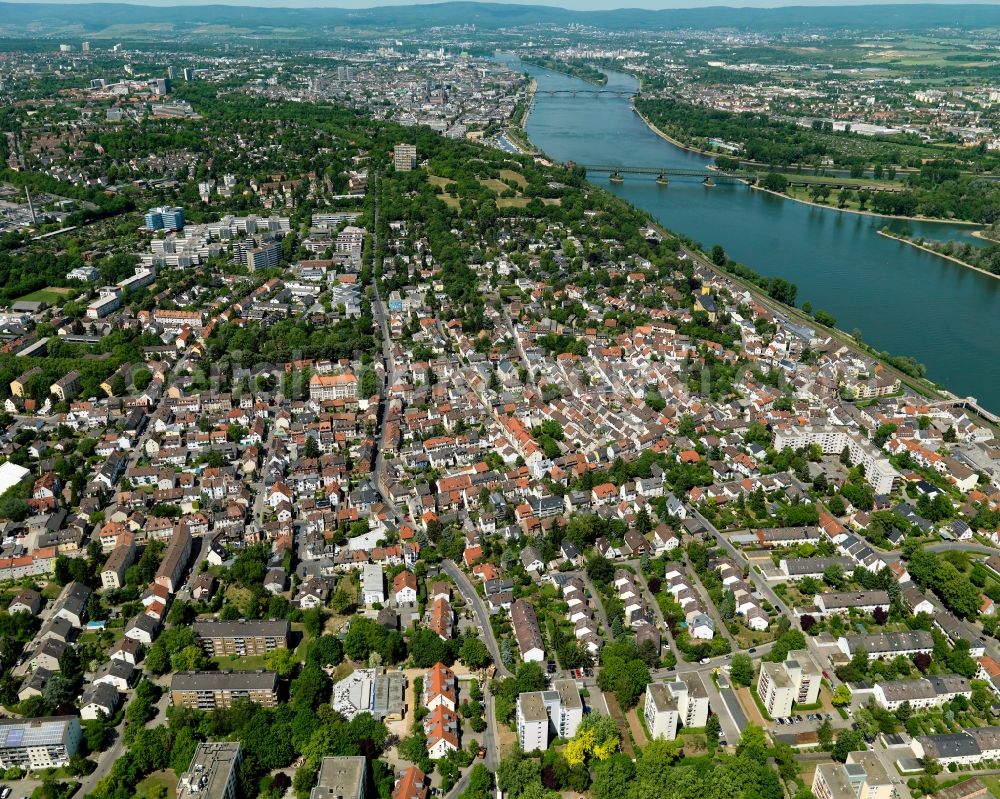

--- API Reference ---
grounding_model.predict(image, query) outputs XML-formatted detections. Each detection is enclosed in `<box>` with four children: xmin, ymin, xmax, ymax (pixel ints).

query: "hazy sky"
<box><xmin>4</xmin><ymin>0</ymin><xmax>996</xmax><ymax>9</ymax></box>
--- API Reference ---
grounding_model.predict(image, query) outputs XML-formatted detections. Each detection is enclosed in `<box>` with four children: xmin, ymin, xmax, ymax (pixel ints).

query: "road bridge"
<box><xmin>575</xmin><ymin>164</ymin><xmax>754</xmax><ymax>185</ymax></box>
<box><xmin>576</xmin><ymin>164</ymin><xmax>911</xmax><ymax>192</ymax></box>
<box><xmin>534</xmin><ymin>89</ymin><xmax>634</xmax><ymax>98</ymax></box>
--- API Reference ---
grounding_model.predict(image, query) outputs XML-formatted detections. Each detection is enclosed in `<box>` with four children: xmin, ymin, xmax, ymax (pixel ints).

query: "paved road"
<box><xmin>621</xmin><ymin>559</ymin><xmax>683</xmax><ymax>663</ymax></box>
<box><xmin>574</xmin><ymin>570</ymin><xmax>612</xmax><ymax>638</ymax></box>
<box><xmin>442</xmin><ymin>560</ymin><xmax>512</xmax><ymax>678</ymax></box>
<box><xmin>691</xmin><ymin>507</ymin><xmax>794</xmax><ymax>618</ymax></box>
<box><xmin>369</xmin><ymin>172</ymin><xmax>402</xmax><ymax>527</ymax></box>
<box><xmin>77</xmin><ymin>728</ymin><xmax>126</xmax><ymax>795</ymax></box>
<box><xmin>442</xmin><ymin>686</ymin><xmax>500</xmax><ymax>799</ymax></box>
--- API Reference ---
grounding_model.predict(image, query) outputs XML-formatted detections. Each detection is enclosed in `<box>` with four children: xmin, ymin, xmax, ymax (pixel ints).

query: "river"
<box><xmin>505</xmin><ymin>58</ymin><xmax>1000</xmax><ymax>413</ymax></box>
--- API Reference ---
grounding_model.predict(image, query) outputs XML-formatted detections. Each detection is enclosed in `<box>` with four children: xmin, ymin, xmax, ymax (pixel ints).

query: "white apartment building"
<box><xmin>757</xmin><ymin>649</ymin><xmax>822</xmax><ymax>719</ymax></box>
<box><xmin>516</xmin><ymin>680</ymin><xmax>583</xmax><ymax>752</ymax></box>
<box><xmin>812</xmin><ymin>752</ymin><xmax>894</xmax><ymax>799</ymax></box>
<box><xmin>643</xmin><ymin>673</ymin><xmax>710</xmax><ymax>740</ymax></box>
<box><xmin>0</xmin><ymin>717</ymin><xmax>81</xmax><ymax>770</ymax></box>
<box><xmin>394</xmin><ymin>144</ymin><xmax>417</xmax><ymax>171</ymax></box>
<box><xmin>516</xmin><ymin>692</ymin><xmax>549</xmax><ymax>753</ymax></box>
<box><xmin>773</xmin><ymin>426</ymin><xmax>899</xmax><ymax>495</ymax></box>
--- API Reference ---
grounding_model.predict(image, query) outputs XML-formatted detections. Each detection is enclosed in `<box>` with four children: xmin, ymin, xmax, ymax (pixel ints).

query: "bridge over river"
<box><xmin>574</xmin><ymin>163</ymin><xmax>908</xmax><ymax>191</ymax></box>
<box><xmin>573</xmin><ymin>164</ymin><xmax>753</xmax><ymax>185</ymax></box>
<box><xmin>533</xmin><ymin>89</ymin><xmax>634</xmax><ymax>97</ymax></box>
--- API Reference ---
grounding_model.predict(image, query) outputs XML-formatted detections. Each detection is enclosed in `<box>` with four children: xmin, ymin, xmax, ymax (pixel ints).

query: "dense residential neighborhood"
<box><xmin>0</xmin><ymin>17</ymin><xmax>999</xmax><ymax>799</ymax></box>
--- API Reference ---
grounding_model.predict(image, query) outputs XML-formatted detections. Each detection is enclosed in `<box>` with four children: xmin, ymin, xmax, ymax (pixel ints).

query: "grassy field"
<box><xmin>781</xmin><ymin>184</ymin><xmax>895</xmax><ymax>214</ymax></box>
<box><xmin>479</xmin><ymin>178</ymin><xmax>511</xmax><ymax>194</ymax></box>
<box><xmin>15</xmin><ymin>286</ymin><xmax>75</xmax><ymax>305</ymax></box>
<box><xmin>500</xmin><ymin>169</ymin><xmax>528</xmax><ymax>188</ymax></box>
<box><xmin>212</xmin><ymin>653</ymin><xmax>269</xmax><ymax>670</ymax></box>
<box><xmin>780</xmin><ymin>173</ymin><xmax>902</xmax><ymax>189</ymax></box>
<box><xmin>137</xmin><ymin>770</ymin><xmax>178</xmax><ymax>799</ymax></box>
<box><xmin>496</xmin><ymin>197</ymin><xmax>561</xmax><ymax>207</ymax></box>
<box><xmin>430</xmin><ymin>172</ymin><xmax>560</xmax><ymax>209</ymax></box>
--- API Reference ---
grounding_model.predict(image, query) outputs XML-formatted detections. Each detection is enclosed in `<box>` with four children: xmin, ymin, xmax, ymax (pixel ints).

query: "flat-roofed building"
<box><xmin>170</xmin><ymin>670</ymin><xmax>278</xmax><ymax>709</ymax></box>
<box><xmin>310</xmin><ymin>756</ymin><xmax>366</xmax><ymax>799</ymax></box>
<box><xmin>644</xmin><ymin>673</ymin><xmax>709</xmax><ymax>740</ymax></box>
<box><xmin>516</xmin><ymin>680</ymin><xmax>583</xmax><ymax>752</ymax></box>
<box><xmin>774</xmin><ymin>426</ymin><xmax>899</xmax><ymax>495</ymax></box>
<box><xmin>757</xmin><ymin>649</ymin><xmax>821</xmax><ymax>719</ymax></box>
<box><xmin>331</xmin><ymin>668</ymin><xmax>405</xmax><ymax>721</ymax></box>
<box><xmin>644</xmin><ymin>682</ymin><xmax>680</xmax><ymax>741</ymax></box>
<box><xmin>813</xmin><ymin>751</ymin><xmax>895</xmax><ymax>799</ymax></box>
<box><xmin>177</xmin><ymin>742</ymin><xmax>241</xmax><ymax>799</ymax></box>
<box><xmin>192</xmin><ymin>619</ymin><xmax>290</xmax><ymax>657</ymax></box>
<box><xmin>516</xmin><ymin>691</ymin><xmax>550</xmax><ymax>753</ymax></box>
<box><xmin>361</xmin><ymin>563</ymin><xmax>385</xmax><ymax>606</ymax></box>
<box><xmin>0</xmin><ymin>716</ymin><xmax>81</xmax><ymax>770</ymax></box>
<box><xmin>394</xmin><ymin>144</ymin><xmax>417</xmax><ymax>171</ymax></box>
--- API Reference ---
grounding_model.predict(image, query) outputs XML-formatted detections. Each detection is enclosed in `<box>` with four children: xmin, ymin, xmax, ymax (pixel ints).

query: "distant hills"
<box><xmin>2</xmin><ymin>1</ymin><xmax>1000</xmax><ymax>38</ymax></box>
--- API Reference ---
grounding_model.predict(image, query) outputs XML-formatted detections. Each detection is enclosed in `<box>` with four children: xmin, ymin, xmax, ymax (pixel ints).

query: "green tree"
<box><xmin>730</xmin><ymin>653</ymin><xmax>754</xmax><ymax>687</ymax></box>
<box><xmin>460</xmin><ymin>635</ymin><xmax>491</xmax><ymax>669</ymax></box>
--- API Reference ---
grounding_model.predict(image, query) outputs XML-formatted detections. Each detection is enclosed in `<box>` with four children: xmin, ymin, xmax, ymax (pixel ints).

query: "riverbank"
<box><xmin>634</xmin><ymin>106</ymin><xmax>985</xmax><ymax>227</ymax></box>
<box><xmin>616</xmin><ymin>114</ymin><xmax>949</xmax><ymax>403</ymax></box>
<box><xmin>668</xmin><ymin>226</ymin><xmax>948</xmax><ymax>405</ymax></box>
<box><xmin>750</xmin><ymin>183</ymin><xmax>983</xmax><ymax>227</ymax></box>
<box><xmin>522</xmin><ymin>56</ymin><xmax>607</xmax><ymax>86</ymax></box>
<box><xmin>633</xmin><ymin>106</ymin><xmax>718</xmax><ymax>158</ymax></box>
<box><xmin>521</xmin><ymin>79</ymin><xmax>536</xmax><ymax>130</ymax></box>
<box><xmin>501</xmin><ymin>79</ymin><xmax>539</xmax><ymax>155</ymax></box>
<box><xmin>877</xmin><ymin>230</ymin><xmax>1000</xmax><ymax>281</ymax></box>
<box><xmin>521</xmin><ymin>61</ymin><xmax>1000</xmax><ymax>412</ymax></box>
<box><xmin>972</xmin><ymin>230</ymin><xmax>1000</xmax><ymax>243</ymax></box>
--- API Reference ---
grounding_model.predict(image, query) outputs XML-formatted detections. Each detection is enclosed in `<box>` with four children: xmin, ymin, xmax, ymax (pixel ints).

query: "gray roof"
<box><xmin>817</xmin><ymin>590</ymin><xmax>890</xmax><ymax>610</ymax></box>
<box><xmin>842</xmin><ymin>630</ymin><xmax>933</xmax><ymax>656</ymax></box>
<box><xmin>518</xmin><ymin>691</ymin><xmax>549</xmax><ymax>722</ymax></box>
<box><xmin>82</xmin><ymin>682</ymin><xmax>120</xmax><ymax>711</ymax></box>
<box><xmin>192</xmin><ymin>619</ymin><xmax>290</xmax><ymax>639</ymax></box>
<box><xmin>553</xmin><ymin>679</ymin><xmax>582</xmax><ymax>709</ymax></box>
<box><xmin>918</xmin><ymin>733</ymin><xmax>981</xmax><ymax>760</ymax></box>
<box><xmin>0</xmin><ymin>716</ymin><xmax>79</xmax><ymax>748</ymax></box>
<box><xmin>781</xmin><ymin>556</ymin><xmax>854</xmax><ymax>575</ymax></box>
<box><xmin>171</xmin><ymin>670</ymin><xmax>278</xmax><ymax>692</ymax></box>
<box><xmin>311</xmin><ymin>756</ymin><xmax>366</xmax><ymax>799</ymax></box>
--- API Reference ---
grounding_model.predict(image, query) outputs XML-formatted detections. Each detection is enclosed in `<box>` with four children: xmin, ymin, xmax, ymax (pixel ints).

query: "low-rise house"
<box><xmin>511</xmin><ymin>599</ymin><xmax>545</xmax><ymax>662</ymax></box>
<box><xmin>81</xmin><ymin>682</ymin><xmax>121</xmax><ymax>721</ymax></box>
